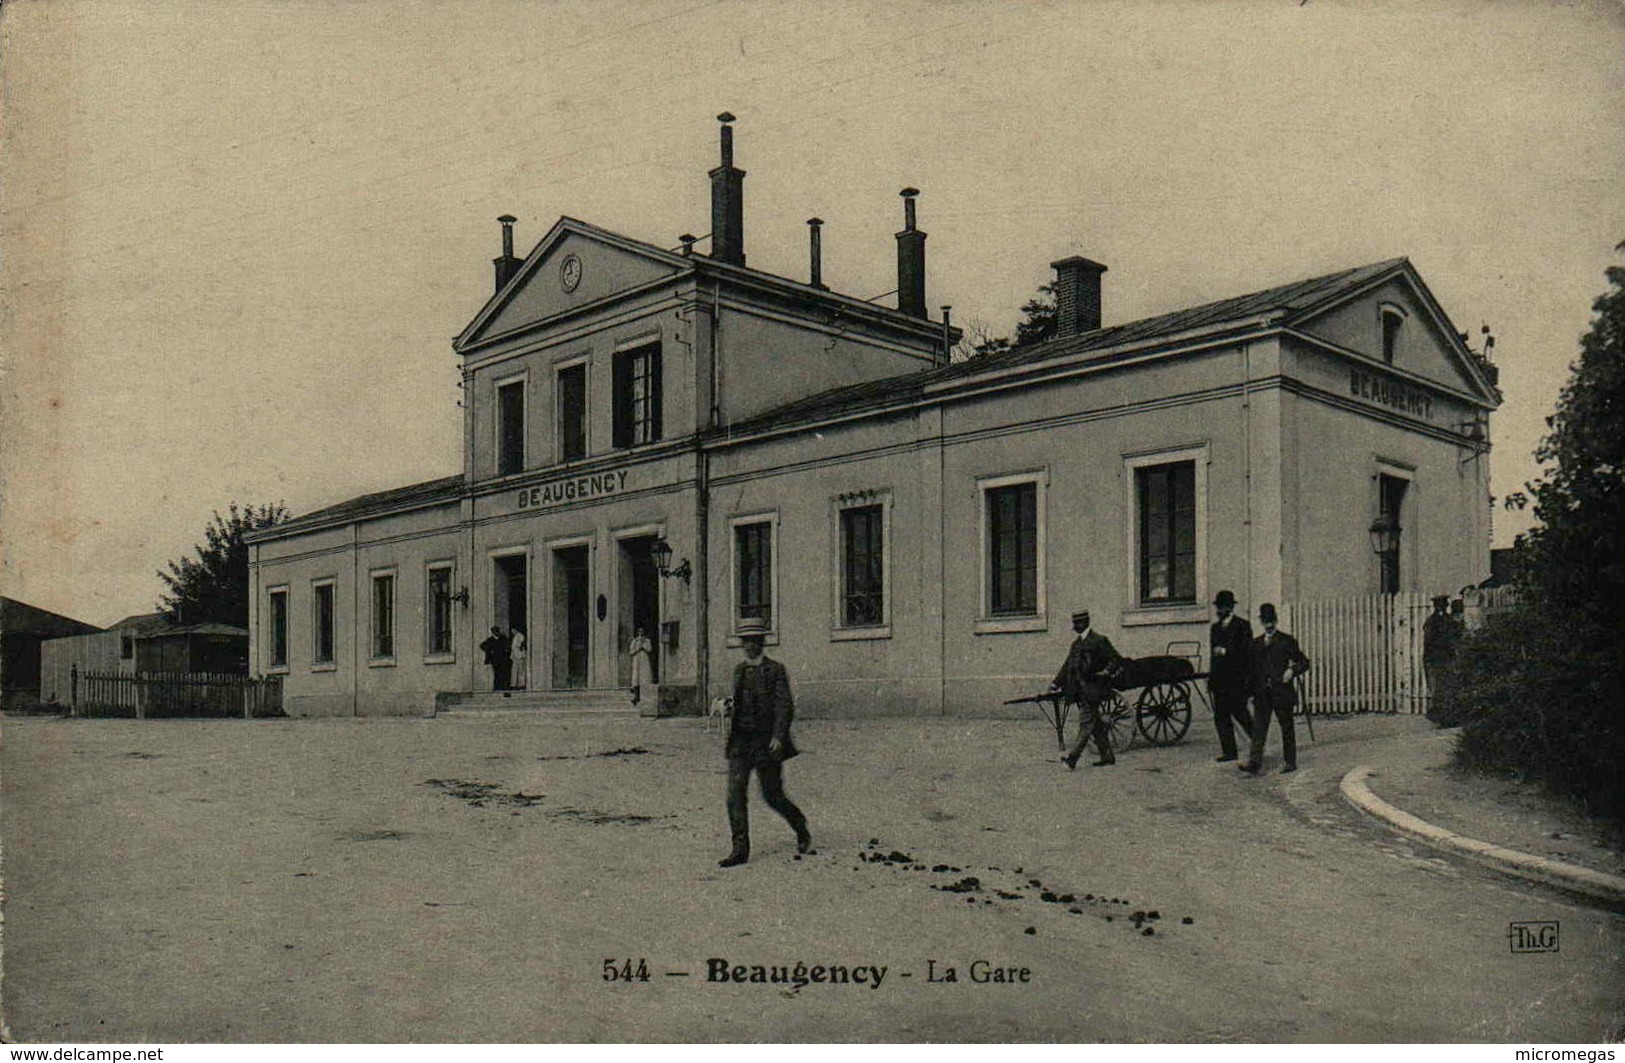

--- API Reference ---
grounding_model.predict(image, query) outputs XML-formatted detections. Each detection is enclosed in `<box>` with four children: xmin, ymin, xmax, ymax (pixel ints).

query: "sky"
<box><xmin>3</xmin><ymin>0</ymin><xmax>1622</xmax><ymax>627</ymax></box>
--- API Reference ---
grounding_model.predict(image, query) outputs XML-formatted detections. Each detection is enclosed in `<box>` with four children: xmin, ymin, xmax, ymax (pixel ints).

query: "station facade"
<box><xmin>246</xmin><ymin>118</ymin><xmax>1501</xmax><ymax>719</ymax></box>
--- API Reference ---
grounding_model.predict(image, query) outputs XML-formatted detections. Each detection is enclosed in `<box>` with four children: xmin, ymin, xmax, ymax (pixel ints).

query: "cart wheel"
<box><xmin>1097</xmin><ymin>693</ymin><xmax>1137</xmax><ymax>752</ymax></box>
<box><xmin>1136</xmin><ymin>682</ymin><xmax>1193</xmax><ymax>746</ymax></box>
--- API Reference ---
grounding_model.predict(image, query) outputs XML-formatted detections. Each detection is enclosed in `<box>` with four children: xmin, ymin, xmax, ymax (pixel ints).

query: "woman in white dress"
<box><xmin>509</xmin><ymin>627</ymin><xmax>528</xmax><ymax>690</ymax></box>
<box><xmin>628</xmin><ymin>627</ymin><xmax>653</xmax><ymax>704</ymax></box>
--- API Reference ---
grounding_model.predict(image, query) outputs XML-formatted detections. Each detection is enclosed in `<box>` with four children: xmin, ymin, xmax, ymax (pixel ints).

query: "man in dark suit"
<box><xmin>1052</xmin><ymin>609</ymin><xmax>1122</xmax><ymax>770</ymax></box>
<box><xmin>480</xmin><ymin>626</ymin><xmax>512</xmax><ymax>692</ymax></box>
<box><xmin>719</xmin><ymin>616</ymin><xmax>811</xmax><ymax>868</ymax></box>
<box><xmin>1241</xmin><ymin>603</ymin><xmax>1311</xmax><ymax>775</ymax></box>
<box><xmin>1422</xmin><ymin>594</ymin><xmax>1464</xmax><ymax>696</ymax></box>
<box><xmin>1207</xmin><ymin>590</ymin><xmax>1254</xmax><ymax>762</ymax></box>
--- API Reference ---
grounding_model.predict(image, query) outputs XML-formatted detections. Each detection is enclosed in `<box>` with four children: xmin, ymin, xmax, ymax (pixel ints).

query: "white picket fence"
<box><xmin>1278</xmin><ymin>593</ymin><xmax>1433</xmax><ymax>716</ymax></box>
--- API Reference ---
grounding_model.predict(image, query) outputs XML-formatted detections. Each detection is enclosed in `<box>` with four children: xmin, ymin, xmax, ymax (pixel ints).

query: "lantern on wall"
<box><xmin>1368</xmin><ymin>514</ymin><xmax>1401</xmax><ymax>558</ymax></box>
<box><xmin>650</xmin><ymin>538</ymin><xmax>692</xmax><ymax>585</ymax></box>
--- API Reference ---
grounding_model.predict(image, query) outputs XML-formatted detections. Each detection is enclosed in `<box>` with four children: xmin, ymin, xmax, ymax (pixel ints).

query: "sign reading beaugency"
<box><xmin>1349</xmin><ymin>368</ymin><xmax>1434</xmax><ymax>420</ymax></box>
<box><xmin>516</xmin><ymin>469</ymin><xmax>629</xmax><ymax>510</ymax></box>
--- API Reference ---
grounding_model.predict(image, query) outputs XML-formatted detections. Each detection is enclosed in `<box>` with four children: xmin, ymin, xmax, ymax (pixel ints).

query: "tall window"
<box><xmin>613</xmin><ymin>344</ymin><xmax>662</xmax><ymax>448</ymax></box>
<box><xmin>558</xmin><ymin>362</ymin><xmax>587</xmax><ymax>461</ymax></box>
<box><xmin>1379</xmin><ymin>473</ymin><xmax>1408</xmax><ymax>594</ymax></box>
<box><xmin>1137</xmin><ymin>461</ymin><xmax>1196</xmax><ymax>604</ymax></box>
<box><xmin>497</xmin><ymin>378</ymin><xmax>525</xmax><ymax>476</ymax></box>
<box><xmin>120</xmin><ymin>635</ymin><xmax>134</xmax><ymax>660</ymax></box>
<box><xmin>427</xmin><ymin>564</ymin><xmax>454</xmax><ymax>657</ymax></box>
<box><xmin>840</xmin><ymin>504</ymin><xmax>885</xmax><ymax>627</ymax></box>
<box><xmin>312</xmin><ymin>580</ymin><xmax>335</xmax><ymax>665</ymax></box>
<box><xmin>1381</xmin><ymin>305</ymin><xmax>1406</xmax><ymax>365</ymax></box>
<box><xmin>268</xmin><ymin>588</ymin><xmax>288</xmax><ymax>668</ymax></box>
<box><xmin>370</xmin><ymin>572</ymin><xmax>395</xmax><ymax>660</ymax></box>
<box><xmin>734</xmin><ymin>520</ymin><xmax>773</xmax><ymax>627</ymax></box>
<box><xmin>986</xmin><ymin>483</ymin><xmax>1038</xmax><ymax>615</ymax></box>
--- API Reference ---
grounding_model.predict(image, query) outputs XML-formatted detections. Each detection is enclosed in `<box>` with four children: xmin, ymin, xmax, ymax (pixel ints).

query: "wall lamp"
<box><xmin>446</xmin><ymin>587</ymin><xmax>471</xmax><ymax>608</ymax></box>
<box><xmin>1368</xmin><ymin>514</ymin><xmax>1401</xmax><ymax>557</ymax></box>
<box><xmin>1456</xmin><ymin>418</ymin><xmax>1488</xmax><ymax>464</ymax></box>
<box><xmin>649</xmin><ymin>538</ymin><xmax>692</xmax><ymax>585</ymax></box>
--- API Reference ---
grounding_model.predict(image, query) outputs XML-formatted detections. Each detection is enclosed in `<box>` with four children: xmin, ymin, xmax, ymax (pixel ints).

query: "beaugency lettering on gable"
<box><xmin>1348</xmin><ymin>366</ymin><xmax>1434</xmax><ymax>420</ymax></box>
<box><xmin>515</xmin><ymin>469</ymin><xmax>630</xmax><ymax>510</ymax></box>
<box><xmin>473</xmin><ymin>231</ymin><xmax>682</xmax><ymax>345</ymax></box>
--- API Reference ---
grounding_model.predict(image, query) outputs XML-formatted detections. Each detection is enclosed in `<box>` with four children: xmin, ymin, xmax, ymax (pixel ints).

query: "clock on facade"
<box><xmin>560</xmin><ymin>254</ymin><xmax>583</xmax><ymax>293</ymax></box>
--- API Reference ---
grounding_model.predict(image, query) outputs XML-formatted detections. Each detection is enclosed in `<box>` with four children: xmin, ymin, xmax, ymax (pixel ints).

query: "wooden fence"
<box><xmin>1463</xmin><ymin>585</ymin><xmax>1520</xmax><ymax>629</ymax></box>
<box><xmin>71</xmin><ymin>668</ymin><xmax>283</xmax><ymax>719</ymax></box>
<box><xmin>1279</xmin><ymin>593</ymin><xmax>1432</xmax><ymax>715</ymax></box>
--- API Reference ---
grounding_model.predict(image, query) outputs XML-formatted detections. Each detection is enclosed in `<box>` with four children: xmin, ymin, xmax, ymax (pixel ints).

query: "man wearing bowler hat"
<box><xmin>1208</xmin><ymin>590</ymin><xmax>1254</xmax><ymax>762</ymax></box>
<box><xmin>1241</xmin><ymin>603</ymin><xmax>1311</xmax><ymax>775</ymax></box>
<box><xmin>1052</xmin><ymin>609</ymin><xmax>1122</xmax><ymax>770</ymax></box>
<box><xmin>718</xmin><ymin>616</ymin><xmax>812</xmax><ymax>868</ymax></box>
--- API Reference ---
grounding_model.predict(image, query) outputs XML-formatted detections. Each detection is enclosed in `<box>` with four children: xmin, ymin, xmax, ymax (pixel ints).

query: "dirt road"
<box><xmin>3</xmin><ymin>712</ymin><xmax>1619</xmax><ymax>1041</ymax></box>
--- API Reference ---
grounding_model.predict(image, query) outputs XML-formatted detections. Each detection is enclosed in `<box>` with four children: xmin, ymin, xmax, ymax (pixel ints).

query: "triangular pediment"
<box><xmin>1290</xmin><ymin>263</ymin><xmax>1499</xmax><ymax>405</ymax></box>
<box><xmin>456</xmin><ymin>219</ymin><xmax>691</xmax><ymax>350</ymax></box>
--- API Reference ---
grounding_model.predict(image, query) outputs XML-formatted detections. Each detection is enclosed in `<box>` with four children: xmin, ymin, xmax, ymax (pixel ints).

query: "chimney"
<box><xmin>678</xmin><ymin>234</ymin><xmax>697</xmax><ymax>256</ymax></box>
<box><xmin>709</xmin><ymin>112</ymin><xmax>746</xmax><ymax>266</ymax></box>
<box><xmin>895</xmin><ymin>187</ymin><xmax>927</xmax><ymax>318</ymax></box>
<box><xmin>807</xmin><ymin>217</ymin><xmax>826</xmax><ymax>288</ymax></box>
<box><xmin>1050</xmin><ymin>255</ymin><xmax>1108</xmax><ymax>337</ymax></box>
<box><xmin>492</xmin><ymin>215</ymin><xmax>521</xmax><ymax>293</ymax></box>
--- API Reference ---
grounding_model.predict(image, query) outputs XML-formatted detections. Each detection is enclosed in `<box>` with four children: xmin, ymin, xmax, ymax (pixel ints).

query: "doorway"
<box><xmin>551</xmin><ymin>544</ymin><xmax>591</xmax><ymax>689</ymax></box>
<box><xmin>492</xmin><ymin>553</ymin><xmax>528</xmax><ymax>690</ymax></box>
<box><xmin>617</xmin><ymin>535</ymin><xmax>661</xmax><ymax>686</ymax></box>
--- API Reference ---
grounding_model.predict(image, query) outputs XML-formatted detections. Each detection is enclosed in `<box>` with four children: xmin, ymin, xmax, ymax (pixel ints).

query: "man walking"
<box><xmin>1208</xmin><ymin>590</ymin><xmax>1253</xmax><ymax>762</ymax></box>
<box><xmin>719</xmin><ymin>617</ymin><xmax>812</xmax><ymax>868</ymax></box>
<box><xmin>1240</xmin><ymin>603</ymin><xmax>1311</xmax><ymax>775</ymax></box>
<box><xmin>480</xmin><ymin>625</ymin><xmax>512</xmax><ymax>692</ymax></box>
<box><xmin>1053</xmin><ymin>609</ymin><xmax>1122</xmax><ymax>770</ymax></box>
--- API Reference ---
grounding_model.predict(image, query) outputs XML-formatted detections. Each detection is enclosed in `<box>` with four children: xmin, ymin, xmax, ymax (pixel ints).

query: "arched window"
<box><xmin>1380</xmin><ymin>303</ymin><xmax>1408</xmax><ymax>365</ymax></box>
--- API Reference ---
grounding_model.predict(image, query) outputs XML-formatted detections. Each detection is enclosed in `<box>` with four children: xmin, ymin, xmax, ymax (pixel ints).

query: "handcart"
<box><xmin>1006</xmin><ymin>648</ymin><xmax>1199</xmax><ymax>753</ymax></box>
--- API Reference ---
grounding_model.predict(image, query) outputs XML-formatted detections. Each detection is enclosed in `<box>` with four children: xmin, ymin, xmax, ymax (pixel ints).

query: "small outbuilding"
<box><xmin>0</xmin><ymin>597</ymin><xmax>103</xmax><ymax>710</ymax></box>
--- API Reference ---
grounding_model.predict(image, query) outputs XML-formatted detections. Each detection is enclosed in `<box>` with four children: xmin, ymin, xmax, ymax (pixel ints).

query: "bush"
<box><xmin>1435</xmin><ymin>610</ymin><xmax>1625</xmax><ymax>825</ymax></box>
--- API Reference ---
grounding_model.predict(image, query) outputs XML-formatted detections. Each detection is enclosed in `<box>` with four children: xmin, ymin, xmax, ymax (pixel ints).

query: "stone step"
<box><xmin>435</xmin><ymin>687</ymin><xmax>638</xmax><ymax>717</ymax></box>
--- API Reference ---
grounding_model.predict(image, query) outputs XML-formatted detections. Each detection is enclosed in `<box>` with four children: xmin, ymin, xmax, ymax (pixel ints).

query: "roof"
<box><xmin>0</xmin><ymin>597</ymin><xmax>103</xmax><ymax>639</ymax></box>
<box><xmin>111</xmin><ymin>612</ymin><xmax>168</xmax><ymax>634</ymax></box>
<box><xmin>146</xmin><ymin>622</ymin><xmax>249</xmax><ymax>639</ymax></box>
<box><xmin>457</xmin><ymin>216</ymin><xmax>954</xmax><ymax>353</ymax></box>
<box><xmin>248</xmin><ymin>475</ymin><xmax>464</xmax><ymax>541</ymax></box>
<box><xmin>724</xmin><ymin>258</ymin><xmax>1413</xmax><ymax>435</ymax></box>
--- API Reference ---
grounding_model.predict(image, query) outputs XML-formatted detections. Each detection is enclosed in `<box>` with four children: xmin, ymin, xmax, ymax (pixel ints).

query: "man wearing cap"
<box><xmin>1208</xmin><ymin>590</ymin><xmax>1254</xmax><ymax>762</ymax></box>
<box><xmin>1241</xmin><ymin>603</ymin><xmax>1311</xmax><ymax>775</ymax></box>
<box><xmin>719</xmin><ymin>616</ymin><xmax>812</xmax><ymax>868</ymax></box>
<box><xmin>1052</xmin><ymin>609</ymin><xmax>1122</xmax><ymax>770</ymax></box>
<box><xmin>1422</xmin><ymin>594</ymin><xmax>1463</xmax><ymax>699</ymax></box>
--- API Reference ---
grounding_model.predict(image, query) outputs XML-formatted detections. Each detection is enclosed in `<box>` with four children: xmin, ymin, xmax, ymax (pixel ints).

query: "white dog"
<box><xmin>706</xmin><ymin>696</ymin><xmax>733</xmax><ymax>733</ymax></box>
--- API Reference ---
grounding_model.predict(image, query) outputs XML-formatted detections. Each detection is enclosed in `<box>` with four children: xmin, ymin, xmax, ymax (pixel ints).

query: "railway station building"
<box><xmin>246</xmin><ymin>117</ymin><xmax>1501</xmax><ymax>719</ymax></box>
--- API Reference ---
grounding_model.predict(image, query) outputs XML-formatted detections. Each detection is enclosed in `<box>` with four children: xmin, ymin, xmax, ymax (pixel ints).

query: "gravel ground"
<box><xmin>3</xmin><ymin>709</ymin><xmax>1621</xmax><ymax>1043</ymax></box>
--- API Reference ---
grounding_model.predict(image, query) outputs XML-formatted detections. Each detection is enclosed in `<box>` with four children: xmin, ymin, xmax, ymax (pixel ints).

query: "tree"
<box><xmin>1438</xmin><ymin>243</ymin><xmax>1625</xmax><ymax>823</ymax></box>
<box><xmin>158</xmin><ymin>502</ymin><xmax>288</xmax><ymax>628</ymax></box>
<box><xmin>961</xmin><ymin>284</ymin><xmax>1058</xmax><ymax>361</ymax></box>
<box><xmin>1512</xmin><ymin>240</ymin><xmax>1625</xmax><ymax>629</ymax></box>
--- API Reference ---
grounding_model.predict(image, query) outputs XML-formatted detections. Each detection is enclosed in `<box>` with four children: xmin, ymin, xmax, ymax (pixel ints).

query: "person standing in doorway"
<box><xmin>509</xmin><ymin>626</ymin><xmax>528</xmax><ymax>691</ymax></box>
<box><xmin>719</xmin><ymin>617</ymin><xmax>811</xmax><ymax>868</ymax></box>
<box><xmin>628</xmin><ymin>627</ymin><xmax>653</xmax><ymax>705</ymax></box>
<box><xmin>481</xmin><ymin>625</ymin><xmax>512</xmax><ymax>692</ymax></box>
<box><xmin>1208</xmin><ymin>590</ymin><xmax>1254</xmax><ymax>762</ymax></box>
<box><xmin>1053</xmin><ymin>609</ymin><xmax>1121</xmax><ymax>771</ymax></box>
<box><xmin>1240</xmin><ymin>603</ymin><xmax>1311</xmax><ymax>775</ymax></box>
